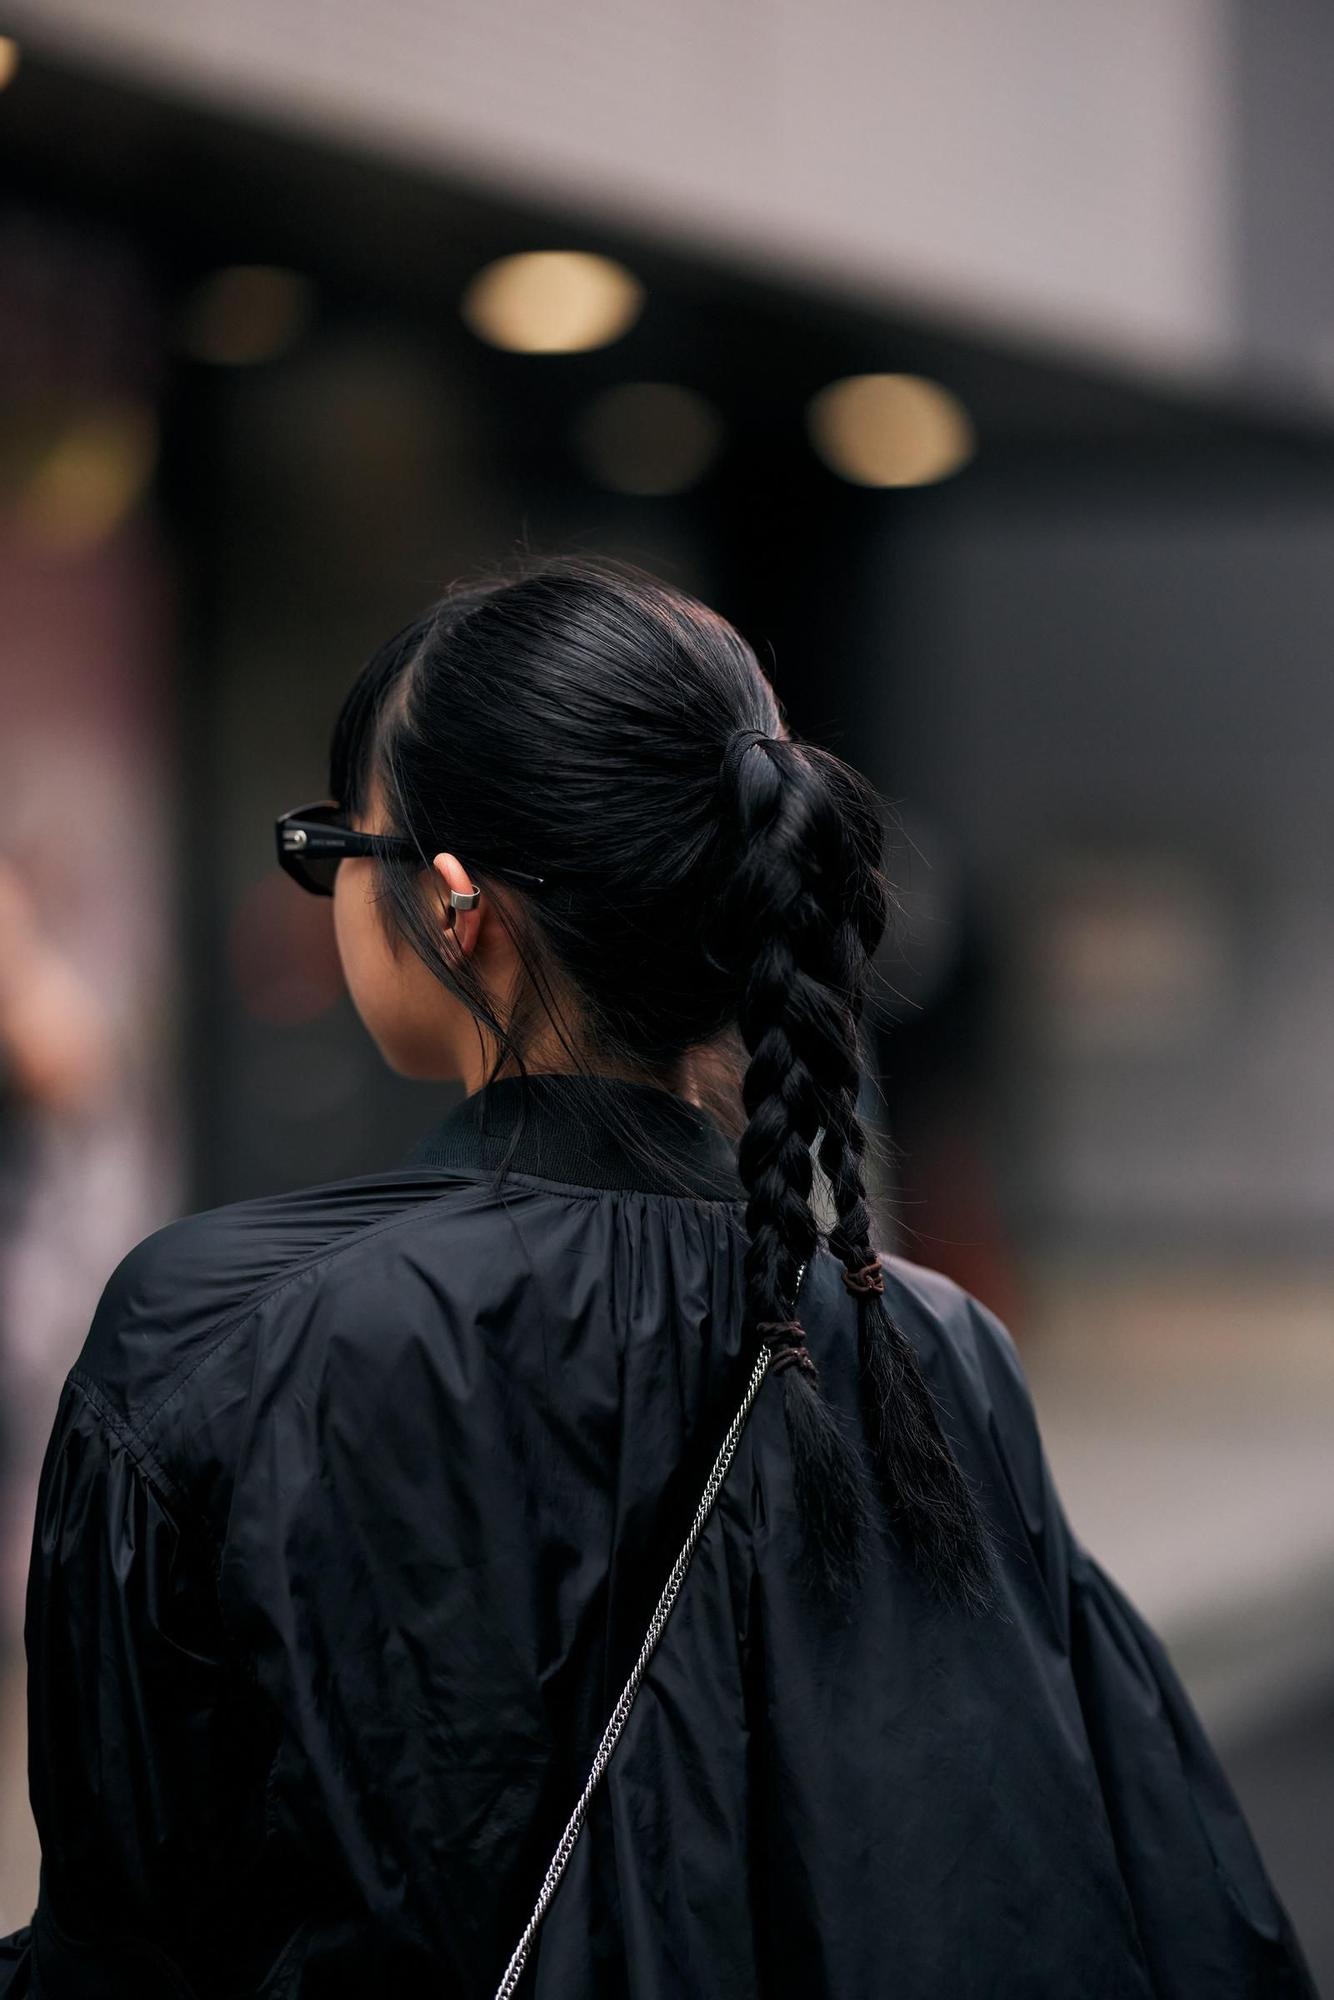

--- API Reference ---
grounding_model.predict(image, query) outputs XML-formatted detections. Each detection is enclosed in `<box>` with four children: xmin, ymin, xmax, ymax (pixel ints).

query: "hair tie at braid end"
<box><xmin>841</xmin><ymin>1260</ymin><xmax>885</xmax><ymax>1298</ymax></box>
<box><xmin>770</xmin><ymin>1346</ymin><xmax>819</xmax><ymax>1382</ymax></box>
<box><xmin>756</xmin><ymin>1318</ymin><xmax>821</xmax><ymax>1384</ymax></box>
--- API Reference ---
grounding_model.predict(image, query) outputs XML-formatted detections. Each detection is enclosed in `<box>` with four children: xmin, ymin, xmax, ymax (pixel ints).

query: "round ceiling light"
<box><xmin>806</xmin><ymin>372</ymin><xmax>975</xmax><ymax>486</ymax></box>
<box><xmin>572</xmin><ymin>382</ymin><xmax>723</xmax><ymax>493</ymax></box>
<box><xmin>461</xmin><ymin>251</ymin><xmax>644</xmax><ymax>354</ymax></box>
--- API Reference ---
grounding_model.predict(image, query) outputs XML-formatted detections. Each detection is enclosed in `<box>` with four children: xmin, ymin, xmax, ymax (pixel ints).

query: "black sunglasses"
<box><xmin>274</xmin><ymin>798</ymin><xmax>546</xmax><ymax>904</ymax></box>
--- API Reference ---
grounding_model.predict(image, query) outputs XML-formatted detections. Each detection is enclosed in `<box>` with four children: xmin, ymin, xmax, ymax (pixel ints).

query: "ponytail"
<box><xmin>713</xmin><ymin>726</ymin><xmax>1000</xmax><ymax>1615</ymax></box>
<box><xmin>335</xmin><ymin>551</ymin><xmax>1000</xmax><ymax>1614</ymax></box>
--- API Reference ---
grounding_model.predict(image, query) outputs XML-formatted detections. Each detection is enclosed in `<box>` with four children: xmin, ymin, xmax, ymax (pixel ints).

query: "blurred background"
<box><xmin>0</xmin><ymin>0</ymin><xmax>1332</xmax><ymax>1981</ymax></box>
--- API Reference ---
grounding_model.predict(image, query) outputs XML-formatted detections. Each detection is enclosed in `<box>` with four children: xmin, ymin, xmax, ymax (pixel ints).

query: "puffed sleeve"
<box><xmin>963</xmin><ymin>1287</ymin><xmax>1320</xmax><ymax>1999</ymax></box>
<box><xmin>3</xmin><ymin>1370</ymin><xmax>273</xmax><ymax>1997</ymax></box>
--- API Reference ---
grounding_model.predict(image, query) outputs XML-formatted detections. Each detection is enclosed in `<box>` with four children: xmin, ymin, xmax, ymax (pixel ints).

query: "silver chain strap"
<box><xmin>491</xmin><ymin>1258</ymin><xmax>809</xmax><ymax>2000</ymax></box>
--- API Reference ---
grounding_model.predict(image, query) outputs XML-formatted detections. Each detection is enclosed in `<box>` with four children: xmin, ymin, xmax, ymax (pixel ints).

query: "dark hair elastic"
<box><xmin>841</xmin><ymin>1261</ymin><xmax>885</xmax><ymax>1297</ymax></box>
<box><xmin>756</xmin><ymin>1318</ymin><xmax>820</xmax><ymax>1382</ymax></box>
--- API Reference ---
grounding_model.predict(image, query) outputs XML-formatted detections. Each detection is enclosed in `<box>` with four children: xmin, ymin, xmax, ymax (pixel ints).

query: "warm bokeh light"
<box><xmin>571</xmin><ymin>381</ymin><xmax>724</xmax><ymax>493</ymax></box>
<box><xmin>460</xmin><ymin>250</ymin><xmax>645</xmax><ymax>353</ymax></box>
<box><xmin>806</xmin><ymin>372</ymin><xmax>975</xmax><ymax>486</ymax></box>
<box><xmin>8</xmin><ymin>401</ymin><xmax>157</xmax><ymax>552</ymax></box>
<box><xmin>178</xmin><ymin>264</ymin><xmax>315</xmax><ymax>365</ymax></box>
<box><xmin>0</xmin><ymin>39</ymin><xmax>19</xmax><ymax>90</ymax></box>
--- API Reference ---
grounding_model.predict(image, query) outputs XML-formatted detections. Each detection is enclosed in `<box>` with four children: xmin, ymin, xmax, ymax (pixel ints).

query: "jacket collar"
<box><xmin>401</xmin><ymin>1071</ymin><xmax>745</xmax><ymax>1200</ymax></box>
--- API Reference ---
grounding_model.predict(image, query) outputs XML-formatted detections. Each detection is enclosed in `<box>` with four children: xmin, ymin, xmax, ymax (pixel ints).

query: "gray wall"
<box><xmin>1236</xmin><ymin>0</ymin><xmax>1334</xmax><ymax>399</ymax></box>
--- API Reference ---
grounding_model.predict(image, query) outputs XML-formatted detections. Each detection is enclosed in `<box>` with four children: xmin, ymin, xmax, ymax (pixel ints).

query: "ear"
<box><xmin>430</xmin><ymin>850</ymin><xmax>483</xmax><ymax>958</ymax></box>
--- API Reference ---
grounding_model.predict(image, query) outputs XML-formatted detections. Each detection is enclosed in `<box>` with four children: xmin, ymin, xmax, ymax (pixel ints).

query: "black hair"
<box><xmin>329</xmin><ymin>551</ymin><xmax>999</xmax><ymax>1615</ymax></box>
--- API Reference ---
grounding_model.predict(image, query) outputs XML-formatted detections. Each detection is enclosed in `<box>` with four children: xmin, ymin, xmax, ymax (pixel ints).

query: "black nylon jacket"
<box><xmin>0</xmin><ymin>1072</ymin><xmax>1319</xmax><ymax>1997</ymax></box>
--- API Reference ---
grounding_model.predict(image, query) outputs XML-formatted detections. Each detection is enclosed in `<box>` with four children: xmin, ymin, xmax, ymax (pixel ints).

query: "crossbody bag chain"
<box><xmin>492</xmin><ymin>1257</ymin><xmax>810</xmax><ymax>1999</ymax></box>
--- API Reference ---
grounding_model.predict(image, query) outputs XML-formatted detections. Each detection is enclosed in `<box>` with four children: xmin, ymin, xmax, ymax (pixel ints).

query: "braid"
<box><xmin>715</xmin><ymin>728</ymin><xmax>1000</xmax><ymax>1614</ymax></box>
<box><xmin>818</xmin><ymin>1085</ymin><xmax>1000</xmax><ymax>1617</ymax></box>
<box><xmin>715</xmin><ymin>728</ymin><xmax>878</xmax><ymax>1605</ymax></box>
<box><xmin>805</xmin><ymin>764</ymin><xmax>1000</xmax><ymax>1615</ymax></box>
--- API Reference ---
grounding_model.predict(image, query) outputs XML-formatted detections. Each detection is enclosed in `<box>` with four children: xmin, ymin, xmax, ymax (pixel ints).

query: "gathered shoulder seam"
<box><xmin>128</xmin><ymin>1180</ymin><xmax>495</xmax><ymax>1439</ymax></box>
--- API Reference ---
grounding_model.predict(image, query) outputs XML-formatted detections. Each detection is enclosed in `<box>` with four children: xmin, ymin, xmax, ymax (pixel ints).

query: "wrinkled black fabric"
<box><xmin>0</xmin><ymin>1072</ymin><xmax>1318</xmax><ymax>1997</ymax></box>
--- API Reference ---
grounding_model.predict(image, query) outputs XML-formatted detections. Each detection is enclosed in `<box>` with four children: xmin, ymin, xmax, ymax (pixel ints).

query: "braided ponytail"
<box><xmin>713</xmin><ymin>726</ymin><xmax>999</xmax><ymax>1614</ymax></box>
<box><xmin>335</xmin><ymin>551</ymin><xmax>999</xmax><ymax>1614</ymax></box>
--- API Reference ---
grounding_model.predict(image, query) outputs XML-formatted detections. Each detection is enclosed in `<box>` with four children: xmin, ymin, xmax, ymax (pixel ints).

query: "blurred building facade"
<box><xmin>8</xmin><ymin>0</ymin><xmax>1234</xmax><ymax>377</ymax></box>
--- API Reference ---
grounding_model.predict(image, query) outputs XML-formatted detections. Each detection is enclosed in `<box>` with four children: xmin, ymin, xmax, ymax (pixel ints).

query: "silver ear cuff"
<box><xmin>450</xmin><ymin>886</ymin><xmax>481</xmax><ymax>912</ymax></box>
